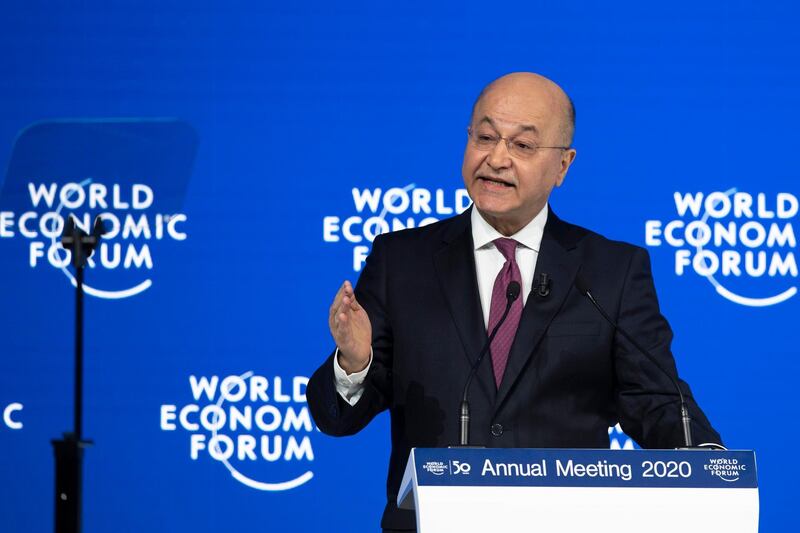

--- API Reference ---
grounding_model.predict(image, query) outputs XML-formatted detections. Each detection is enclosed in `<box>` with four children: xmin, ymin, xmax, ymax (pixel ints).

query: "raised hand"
<box><xmin>328</xmin><ymin>280</ymin><xmax>372</xmax><ymax>373</ymax></box>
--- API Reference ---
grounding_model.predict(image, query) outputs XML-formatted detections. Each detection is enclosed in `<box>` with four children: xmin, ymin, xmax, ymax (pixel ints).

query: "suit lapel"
<box><xmin>433</xmin><ymin>209</ymin><xmax>497</xmax><ymax>406</ymax></box>
<box><xmin>493</xmin><ymin>210</ymin><xmax>581</xmax><ymax>412</ymax></box>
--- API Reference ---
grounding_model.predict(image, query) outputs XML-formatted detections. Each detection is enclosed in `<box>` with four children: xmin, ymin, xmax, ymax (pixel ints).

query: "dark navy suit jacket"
<box><xmin>307</xmin><ymin>207</ymin><xmax>721</xmax><ymax>530</ymax></box>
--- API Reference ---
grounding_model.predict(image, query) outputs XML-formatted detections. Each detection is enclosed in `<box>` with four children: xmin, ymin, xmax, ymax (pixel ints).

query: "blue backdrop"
<box><xmin>1</xmin><ymin>1</ymin><xmax>797</xmax><ymax>531</ymax></box>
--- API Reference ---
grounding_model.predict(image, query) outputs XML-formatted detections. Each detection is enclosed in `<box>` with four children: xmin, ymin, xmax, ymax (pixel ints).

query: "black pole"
<box><xmin>52</xmin><ymin>215</ymin><xmax>104</xmax><ymax>533</ymax></box>
<box><xmin>52</xmin><ymin>257</ymin><xmax>86</xmax><ymax>533</ymax></box>
<box><xmin>75</xmin><ymin>263</ymin><xmax>83</xmax><ymax>442</ymax></box>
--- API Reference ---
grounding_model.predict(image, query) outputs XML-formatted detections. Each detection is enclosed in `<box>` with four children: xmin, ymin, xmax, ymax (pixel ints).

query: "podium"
<box><xmin>398</xmin><ymin>448</ymin><xmax>758</xmax><ymax>532</ymax></box>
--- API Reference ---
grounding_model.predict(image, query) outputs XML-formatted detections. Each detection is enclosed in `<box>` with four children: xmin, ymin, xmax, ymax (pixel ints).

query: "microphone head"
<box><xmin>574</xmin><ymin>273</ymin><xmax>590</xmax><ymax>296</ymax></box>
<box><xmin>63</xmin><ymin>215</ymin><xmax>76</xmax><ymax>235</ymax></box>
<box><xmin>506</xmin><ymin>281</ymin><xmax>521</xmax><ymax>302</ymax></box>
<box><xmin>92</xmin><ymin>216</ymin><xmax>107</xmax><ymax>237</ymax></box>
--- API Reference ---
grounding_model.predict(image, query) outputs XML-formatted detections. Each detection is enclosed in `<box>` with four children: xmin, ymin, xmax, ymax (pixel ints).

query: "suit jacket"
<box><xmin>307</xmin><ymin>207</ymin><xmax>721</xmax><ymax>530</ymax></box>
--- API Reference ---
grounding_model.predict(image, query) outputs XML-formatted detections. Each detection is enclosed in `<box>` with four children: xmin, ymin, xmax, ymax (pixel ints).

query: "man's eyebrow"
<box><xmin>477</xmin><ymin>116</ymin><xmax>539</xmax><ymax>135</ymax></box>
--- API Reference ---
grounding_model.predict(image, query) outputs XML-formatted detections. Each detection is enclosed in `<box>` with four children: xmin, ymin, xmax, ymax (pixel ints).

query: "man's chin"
<box><xmin>474</xmin><ymin>205</ymin><xmax>516</xmax><ymax>225</ymax></box>
<box><xmin>473</xmin><ymin>200</ymin><xmax>517</xmax><ymax>219</ymax></box>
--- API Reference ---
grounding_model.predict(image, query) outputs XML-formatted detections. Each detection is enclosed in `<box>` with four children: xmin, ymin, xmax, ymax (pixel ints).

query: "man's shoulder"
<box><xmin>553</xmin><ymin>214</ymin><xmax>641</xmax><ymax>250</ymax></box>
<box><xmin>550</xmin><ymin>214</ymin><xmax>647</xmax><ymax>267</ymax></box>
<box><xmin>372</xmin><ymin>211</ymin><xmax>469</xmax><ymax>250</ymax></box>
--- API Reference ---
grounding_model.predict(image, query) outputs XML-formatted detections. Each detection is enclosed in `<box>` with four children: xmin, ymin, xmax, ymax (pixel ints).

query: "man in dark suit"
<box><xmin>307</xmin><ymin>73</ymin><xmax>721</xmax><ymax>532</ymax></box>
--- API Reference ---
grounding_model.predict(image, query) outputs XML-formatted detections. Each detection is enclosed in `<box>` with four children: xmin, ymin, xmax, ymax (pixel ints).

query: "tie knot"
<box><xmin>493</xmin><ymin>238</ymin><xmax>518</xmax><ymax>261</ymax></box>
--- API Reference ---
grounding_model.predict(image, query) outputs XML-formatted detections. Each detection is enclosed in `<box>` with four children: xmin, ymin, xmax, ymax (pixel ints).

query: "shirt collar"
<box><xmin>471</xmin><ymin>203</ymin><xmax>548</xmax><ymax>252</ymax></box>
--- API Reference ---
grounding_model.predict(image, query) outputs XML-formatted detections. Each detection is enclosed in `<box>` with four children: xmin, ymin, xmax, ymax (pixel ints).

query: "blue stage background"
<box><xmin>1</xmin><ymin>1</ymin><xmax>797</xmax><ymax>531</ymax></box>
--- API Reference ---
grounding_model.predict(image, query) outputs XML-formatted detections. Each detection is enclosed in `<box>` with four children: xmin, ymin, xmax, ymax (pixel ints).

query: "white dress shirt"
<box><xmin>333</xmin><ymin>205</ymin><xmax>549</xmax><ymax>405</ymax></box>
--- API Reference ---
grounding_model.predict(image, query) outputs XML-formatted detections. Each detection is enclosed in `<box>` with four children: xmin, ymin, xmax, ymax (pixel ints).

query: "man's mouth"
<box><xmin>477</xmin><ymin>176</ymin><xmax>515</xmax><ymax>188</ymax></box>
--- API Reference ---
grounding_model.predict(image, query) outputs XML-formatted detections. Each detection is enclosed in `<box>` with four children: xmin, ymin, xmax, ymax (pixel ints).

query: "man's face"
<box><xmin>462</xmin><ymin>80</ymin><xmax>576</xmax><ymax>235</ymax></box>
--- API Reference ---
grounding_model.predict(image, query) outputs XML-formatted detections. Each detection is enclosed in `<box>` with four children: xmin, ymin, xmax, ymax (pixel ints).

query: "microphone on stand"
<box><xmin>573</xmin><ymin>274</ymin><xmax>694</xmax><ymax>448</ymax></box>
<box><xmin>456</xmin><ymin>281</ymin><xmax>521</xmax><ymax>447</ymax></box>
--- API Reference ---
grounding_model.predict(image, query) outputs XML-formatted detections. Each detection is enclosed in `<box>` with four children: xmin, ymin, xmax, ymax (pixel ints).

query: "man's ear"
<box><xmin>555</xmin><ymin>148</ymin><xmax>577</xmax><ymax>187</ymax></box>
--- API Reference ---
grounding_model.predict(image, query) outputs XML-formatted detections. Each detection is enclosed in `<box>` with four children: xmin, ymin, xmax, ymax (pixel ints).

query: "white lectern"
<box><xmin>399</xmin><ymin>448</ymin><xmax>758</xmax><ymax>532</ymax></box>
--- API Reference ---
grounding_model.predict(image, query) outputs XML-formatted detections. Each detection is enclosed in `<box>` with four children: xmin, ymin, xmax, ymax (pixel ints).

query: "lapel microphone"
<box><xmin>455</xmin><ymin>281</ymin><xmax>521</xmax><ymax>447</ymax></box>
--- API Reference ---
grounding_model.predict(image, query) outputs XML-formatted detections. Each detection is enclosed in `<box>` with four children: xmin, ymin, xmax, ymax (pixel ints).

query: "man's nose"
<box><xmin>487</xmin><ymin>140</ymin><xmax>512</xmax><ymax>169</ymax></box>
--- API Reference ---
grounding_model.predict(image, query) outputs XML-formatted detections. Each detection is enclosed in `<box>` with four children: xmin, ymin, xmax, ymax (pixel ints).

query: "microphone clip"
<box><xmin>534</xmin><ymin>273</ymin><xmax>551</xmax><ymax>297</ymax></box>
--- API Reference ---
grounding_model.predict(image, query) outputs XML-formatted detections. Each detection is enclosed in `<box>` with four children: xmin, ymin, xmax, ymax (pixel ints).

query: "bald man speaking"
<box><xmin>307</xmin><ymin>73</ymin><xmax>721</xmax><ymax>532</ymax></box>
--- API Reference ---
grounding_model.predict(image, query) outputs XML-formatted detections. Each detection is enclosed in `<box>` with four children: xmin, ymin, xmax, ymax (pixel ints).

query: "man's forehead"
<box><xmin>473</xmin><ymin>89</ymin><xmax>560</xmax><ymax>130</ymax></box>
<box><xmin>474</xmin><ymin>115</ymin><xmax>540</xmax><ymax>135</ymax></box>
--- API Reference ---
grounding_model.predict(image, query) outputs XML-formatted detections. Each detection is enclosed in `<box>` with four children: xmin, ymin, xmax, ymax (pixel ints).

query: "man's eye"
<box><xmin>514</xmin><ymin>141</ymin><xmax>535</xmax><ymax>151</ymax></box>
<box><xmin>477</xmin><ymin>134</ymin><xmax>496</xmax><ymax>142</ymax></box>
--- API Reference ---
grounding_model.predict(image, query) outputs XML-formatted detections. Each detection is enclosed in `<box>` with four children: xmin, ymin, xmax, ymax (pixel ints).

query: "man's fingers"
<box><xmin>330</xmin><ymin>281</ymin><xmax>366</xmax><ymax>351</ymax></box>
<box><xmin>329</xmin><ymin>286</ymin><xmax>344</xmax><ymax>317</ymax></box>
<box><xmin>342</xmin><ymin>292</ymin><xmax>362</xmax><ymax>312</ymax></box>
<box><xmin>334</xmin><ymin>310</ymin><xmax>352</xmax><ymax>345</ymax></box>
<box><xmin>329</xmin><ymin>281</ymin><xmax>350</xmax><ymax>319</ymax></box>
<box><xmin>334</xmin><ymin>300</ymin><xmax>349</xmax><ymax>325</ymax></box>
<box><xmin>349</xmin><ymin>298</ymin><xmax>361</xmax><ymax>311</ymax></box>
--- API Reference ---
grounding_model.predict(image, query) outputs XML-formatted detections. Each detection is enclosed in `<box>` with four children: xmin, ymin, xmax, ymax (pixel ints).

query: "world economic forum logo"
<box><xmin>422</xmin><ymin>461</ymin><xmax>449</xmax><ymax>475</ymax></box>
<box><xmin>0</xmin><ymin>180</ymin><xmax>188</xmax><ymax>299</ymax></box>
<box><xmin>160</xmin><ymin>372</ymin><xmax>316</xmax><ymax>492</ymax></box>
<box><xmin>645</xmin><ymin>190</ymin><xmax>797</xmax><ymax>307</ymax></box>
<box><xmin>0</xmin><ymin>119</ymin><xmax>196</xmax><ymax>300</ymax></box>
<box><xmin>704</xmin><ymin>457</ymin><xmax>745</xmax><ymax>482</ymax></box>
<box><xmin>322</xmin><ymin>183</ymin><xmax>471</xmax><ymax>271</ymax></box>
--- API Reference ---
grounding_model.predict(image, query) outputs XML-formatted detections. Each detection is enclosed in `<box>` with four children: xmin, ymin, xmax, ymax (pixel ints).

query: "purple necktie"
<box><xmin>487</xmin><ymin>238</ymin><xmax>523</xmax><ymax>388</ymax></box>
